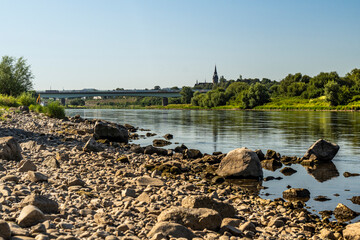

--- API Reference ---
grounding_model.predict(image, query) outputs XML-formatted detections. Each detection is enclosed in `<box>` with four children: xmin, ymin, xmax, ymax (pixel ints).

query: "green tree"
<box><xmin>0</xmin><ymin>56</ymin><xmax>34</xmax><ymax>96</ymax></box>
<box><xmin>180</xmin><ymin>86</ymin><xmax>193</xmax><ymax>104</ymax></box>
<box><xmin>153</xmin><ymin>86</ymin><xmax>161</xmax><ymax>90</ymax></box>
<box><xmin>242</xmin><ymin>83</ymin><xmax>270</xmax><ymax>108</ymax></box>
<box><xmin>325</xmin><ymin>81</ymin><xmax>341</xmax><ymax>106</ymax></box>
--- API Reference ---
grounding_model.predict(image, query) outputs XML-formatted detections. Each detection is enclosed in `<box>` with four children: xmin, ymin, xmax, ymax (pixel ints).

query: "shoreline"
<box><xmin>0</xmin><ymin>109</ymin><xmax>358</xmax><ymax>239</ymax></box>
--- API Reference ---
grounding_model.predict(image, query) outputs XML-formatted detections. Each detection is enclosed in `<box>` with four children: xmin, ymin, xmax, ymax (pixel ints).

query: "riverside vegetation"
<box><xmin>67</xmin><ymin>69</ymin><xmax>360</xmax><ymax>111</ymax></box>
<box><xmin>0</xmin><ymin>108</ymin><xmax>360</xmax><ymax>240</ymax></box>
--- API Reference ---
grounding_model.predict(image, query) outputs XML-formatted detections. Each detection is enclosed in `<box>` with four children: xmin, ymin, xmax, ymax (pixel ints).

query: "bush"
<box><xmin>46</xmin><ymin>101</ymin><xmax>65</xmax><ymax>118</ymax></box>
<box><xmin>17</xmin><ymin>92</ymin><xmax>36</xmax><ymax>106</ymax></box>
<box><xmin>0</xmin><ymin>94</ymin><xmax>19</xmax><ymax>107</ymax></box>
<box><xmin>29</xmin><ymin>104</ymin><xmax>44</xmax><ymax>113</ymax></box>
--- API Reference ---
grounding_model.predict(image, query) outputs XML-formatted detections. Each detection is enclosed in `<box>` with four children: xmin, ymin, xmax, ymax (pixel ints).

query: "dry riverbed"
<box><xmin>0</xmin><ymin>109</ymin><xmax>359</xmax><ymax>240</ymax></box>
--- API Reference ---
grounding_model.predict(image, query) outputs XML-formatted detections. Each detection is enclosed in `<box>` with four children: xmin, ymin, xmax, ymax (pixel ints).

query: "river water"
<box><xmin>66</xmin><ymin>109</ymin><xmax>360</xmax><ymax>221</ymax></box>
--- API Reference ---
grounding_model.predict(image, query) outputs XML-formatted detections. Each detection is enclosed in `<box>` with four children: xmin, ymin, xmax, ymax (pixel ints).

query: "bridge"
<box><xmin>36</xmin><ymin>89</ymin><xmax>188</xmax><ymax>106</ymax></box>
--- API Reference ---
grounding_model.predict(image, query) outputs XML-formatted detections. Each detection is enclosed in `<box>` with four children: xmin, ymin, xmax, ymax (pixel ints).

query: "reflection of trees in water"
<box><xmin>67</xmin><ymin>109</ymin><xmax>360</xmax><ymax>156</ymax></box>
<box><xmin>304</xmin><ymin>162</ymin><xmax>340</xmax><ymax>182</ymax></box>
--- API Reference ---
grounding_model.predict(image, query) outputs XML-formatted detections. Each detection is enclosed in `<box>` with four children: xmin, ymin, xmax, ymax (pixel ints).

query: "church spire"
<box><xmin>212</xmin><ymin>65</ymin><xmax>218</xmax><ymax>84</ymax></box>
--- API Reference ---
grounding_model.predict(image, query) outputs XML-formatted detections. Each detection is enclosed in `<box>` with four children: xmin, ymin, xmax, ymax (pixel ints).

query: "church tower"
<box><xmin>212</xmin><ymin>65</ymin><xmax>218</xmax><ymax>84</ymax></box>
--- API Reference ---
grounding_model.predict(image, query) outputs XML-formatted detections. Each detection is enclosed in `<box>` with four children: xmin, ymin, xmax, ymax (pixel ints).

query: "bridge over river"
<box><xmin>36</xmin><ymin>89</ymin><xmax>207</xmax><ymax>106</ymax></box>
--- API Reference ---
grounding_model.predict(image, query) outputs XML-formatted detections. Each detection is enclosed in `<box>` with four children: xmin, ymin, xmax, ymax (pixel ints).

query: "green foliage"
<box><xmin>17</xmin><ymin>92</ymin><xmax>36</xmax><ymax>106</ymax></box>
<box><xmin>45</xmin><ymin>101</ymin><xmax>65</xmax><ymax>118</ymax></box>
<box><xmin>0</xmin><ymin>94</ymin><xmax>18</xmax><ymax>107</ymax></box>
<box><xmin>324</xmin><ymin>81</ymin><xmax>340</xmax><ymax>106</ymax></box>
<box><xmin>180</xmin><ymin>86</ymin><xmax>193</xmax><ymax>104</ymax></box>
<box><xmin>29</xmin><ymin>104</ymin><xmax>44</xmax><ymax>113</ymax></box>
<box><xmin>242</xmin><ymin>83</ymin><xmax>270</xmax><ymax>108</ymax></box>
<box><xmin>191</xmin><ymin>88</ymin><xmax>227</xmax><ymax>108</ymax></box>
<box><xmin>69</xmin><ymin>98</ymin><xmax>85</xmax><ymax>106</ymax></box>
<box><xmin>0</xmin><ymin>56</ymin><xmax>33</xmax><ymax>96</ymax></box>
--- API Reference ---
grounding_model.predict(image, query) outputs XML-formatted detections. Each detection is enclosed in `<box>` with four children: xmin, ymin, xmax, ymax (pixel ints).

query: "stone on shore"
<box><xmin>83</xmin><ymin>137</ymin><xmax>104</xmax><ymax>152</ymax></box>
<box><xmin>18</xmin><ymin>160</ymin><xmax>37</xmax><ymax>172</ymax></box>
<box><xmin>94</xmin><ymin>121</ymin><xmax>129</xmax><ymax>143</ymax></box>
<box><xmin>0</xmin><ymin>221</ymin><xmax>11</xmax><ymax>240</ymax></box>
<box><xmin>0</xmin><ymin>136</ymin><xmax>22</xmax><ymax>161</ymax></box>
<box><xmin>21</xmin><ymin>194</ymin><xmax>59</xmax><ymax>214</ymax></box>
<box><xmin>157</xmin><ymin>207</ymin><xmax>222</xmax><ymax>231</ymax></box>
<box><xmin>303</xmin><ymin>139</ymin><xmax>340</xmax><ymax>162</ymax></box>
<box><xmin>147</xmin><ymin>222</ymin><xmax>196</xmax><ymax>239</ymax></box>
<box><xmin>17</xmin><ymin>205</ymin><xmax>45</xmax><ymax>227</ymax></box>
<box><xmin>136</xmin><ymin>176</ymin><xmax>164</xmax><ymax>186</ymax></box>
<box><xmin>27</xmin><ymin>171</ymin><xmax>48</xmax><ymax>182</ymax></box>
<box><xmin>182</xmin><ymin>195</ymin><xmax>236</xmax><ymax>218</ymax></box>
<box><xmin>216</xmin><ymin>147</ymin><xmax>263</xmax><ymax>179</ymax></box>
<box><xmin>343</xmin><ymin>222</ymin><xmax>360</xmax><ymax>240</ymax></box>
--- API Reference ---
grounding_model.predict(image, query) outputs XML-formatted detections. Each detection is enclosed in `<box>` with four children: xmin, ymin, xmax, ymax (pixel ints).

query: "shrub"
<box><xmin>17</xmin><ymin>92</ymin><xmax>36</xmax><ymax>106</ymax></box>
<box><xmin>0</xmin><ymin>94</ymin><xmax>18</xmax><ymax>107</ymax></box>
<box><xmin>46</xmin><ymin>101</ymin><xmax>65</xmax><ymax>118</ymax></box>
<box><xmin>29</xmin><ymin>104</ymin><xmax>44</xmax><ymax>113</ymax></box>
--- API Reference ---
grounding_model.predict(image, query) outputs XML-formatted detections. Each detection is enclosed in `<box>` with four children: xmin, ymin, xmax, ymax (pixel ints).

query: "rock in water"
<box><xmin>343</xmin><ymin>222</ymin><xmax>360</xmax><ymax>240</ymax></box>
<box><xmin>17</xmin><ymin>205</ymin><xmax>45</xmax><ymax>227</ymax></box>
<box><xmin>283</xmin><ymin>188</ymin><xmax>310</xmax><ymax>200</ymax></box>
<box><xmin>147</xmin><ymin>222</ymin><xmax>196</xmax><ymax>239</ymax></box>
<box><xmin>216</xmin><ymin>147</ymin><xmax>263</xmax><ymax>179</ymax></box>
<box><xmin>0</xmin><ymin>136</ymin><xmax>22</xmax><ymax>161</ymax></box>
<box><xmin>94</xmin><ymin>121</ymin><xmax>128</xmax><ymax>143</ymax></box>
<box><xmin>158</xmin><ymin>207</ymin><xmax>222</xmax><ymax>231</ymax></box>
<box><xmin>303</xmin><ymin>139</ymin><xmax>339</xmax><ymax>162</ymax></box>
<box><xmin>334</xmin><ymin>203</ymin><xmax>359</xmax><ymax>221</ymax></box>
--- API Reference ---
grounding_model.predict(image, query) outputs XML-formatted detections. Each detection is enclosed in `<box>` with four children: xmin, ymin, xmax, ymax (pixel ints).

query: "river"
<box><xmin>66</xmin><ymin>109</ymin><xmax>360</xmax><ymax>221</ymax></box>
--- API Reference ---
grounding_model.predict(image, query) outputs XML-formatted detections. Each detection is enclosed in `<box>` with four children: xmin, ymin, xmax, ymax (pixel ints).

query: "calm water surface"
<box><xmin>66</xmin><ymin>109</ymin><xmax>360</xmax><ymax>221</ymax></box>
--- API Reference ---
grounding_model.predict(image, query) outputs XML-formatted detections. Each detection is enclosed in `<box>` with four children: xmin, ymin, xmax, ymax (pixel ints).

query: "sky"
<box><xmin>1</xmin><ymin>0</ymin><xmax>360</xmax><ymax>90</ymax></box>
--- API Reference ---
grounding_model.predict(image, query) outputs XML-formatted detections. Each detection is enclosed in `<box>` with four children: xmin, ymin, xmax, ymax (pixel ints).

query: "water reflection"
<box><xmin>304</xmin><ymin>162</ymin><xmax>340</xmax><ymax>182</ymax></box>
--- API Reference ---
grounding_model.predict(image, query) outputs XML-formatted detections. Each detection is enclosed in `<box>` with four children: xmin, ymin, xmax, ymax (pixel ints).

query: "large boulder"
<box><xmin>17</xmin><ymin>205</ymin><xmax>45</xmax><ymax>227</ymax></box>
<box><xmin>158</xmin><ymin>207</ymin><xmax>222</xmax><ymax>231</ymax></box>
<box><xmin>94</xmin><ymin>121</ymin><xmax>128</xmax><ymax>143</ymax></box>
<box><xmin>303</xmin><ymin>139</ymin><xmax>340</xmax><ymax>162</ymax></box>
<box><xmin>216</xmin><ymin>147</ymin><xmax>263</xmax><ymax>179</ymax></box>
<box><xmin>343</xmin><ymin>222</ymin><xmax>360</xmax><ymax>240</ymax></box>
<box><xmin>0</xmin><ymin>136</ymin><xmax>22</xmax><ymax>161</ymax></box>
<box><xmin>147</xmin><ymin>222</ymin><xmax>196</xmax><ymax>239</ymax></box>
<box><xmin>181</xmin><ymin>195</ymin><xmax>236</xmax><ymax>218</ymax></box>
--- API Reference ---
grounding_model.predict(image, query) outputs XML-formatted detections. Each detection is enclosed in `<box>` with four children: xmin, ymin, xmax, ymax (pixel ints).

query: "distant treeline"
<box><xmin>183</xmin><ymin>68</ymin><xmax>360</xmax><ymax>108</ymax></box>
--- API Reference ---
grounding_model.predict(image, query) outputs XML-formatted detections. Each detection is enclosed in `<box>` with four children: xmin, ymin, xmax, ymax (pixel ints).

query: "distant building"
<box><xmin>212</xmin><ymin>65</ymin><xmax>218</xmax><ymax>84</ymax></box>
<box><xmin>194</xmin><ymin>65</ymin><xmax>219</xmax><ymax>89</ymax></box>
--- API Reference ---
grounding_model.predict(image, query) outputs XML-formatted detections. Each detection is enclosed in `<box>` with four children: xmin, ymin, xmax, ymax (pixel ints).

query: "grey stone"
<box><xmin>182</xmin><ymin>195</ymin><xmax>236</xmax><ymax>218</ymax></box>
<box><xmin>94</xmin><ymin>121</ymin><xmax>128</xmax><ymax>143</ymax></box>
<box><xmin>148</xmin><ymin>222</ymin><xmax>196</xmax><ymax>240</ymax></box>
<box><xmin>0</xmin><ymin>221</ymin><xmax>11</xmax><ymax>240</ymax></box>
<box><xmin>158</xmin><ymin>207</ymin><xmax>222</xmax><ymax>231</ymax></box>
<box><xmin>216</xmin><ymin>147</ymin><xmax>263</xmax><ymax>179</ymax></box>
<box><xmin>21</xmin><ymin>194</ymin><xmax>59</xmax><ymax>214</ymax></box>
<box><xmin>17</xmin><ymin>205</ymin><xmax>45</xmax><ymax>227</ymax></box>
<box><xmin>303</xmin><ymin>139</ymin><xmax>340</xmax><ymax>162</ymax></box>
<box><xmin>18</xmin><ymin>160</ymin><xmax>37</xmax><ymax>172</ymax></box>
<box><xmin>0</xmin><ymin>136</ymin><xmax>22</xmax><ymax>161</ymax></box>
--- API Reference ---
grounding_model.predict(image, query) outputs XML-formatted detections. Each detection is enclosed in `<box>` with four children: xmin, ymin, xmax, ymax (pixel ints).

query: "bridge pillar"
<box><xmin>162</xmin><ymin>97</ymin><xmax>168</xmax><ymax>106</ymax></box>
<box><xmin>60</xmin><ymin>98</ymin><xmax>66</xmax><ymax>105</ymax></box>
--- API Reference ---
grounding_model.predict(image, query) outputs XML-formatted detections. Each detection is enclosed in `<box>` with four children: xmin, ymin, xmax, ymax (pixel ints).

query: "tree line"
<box><xmin>180</xmin><ymin>69</ymin><xmax>360</xmax><ymax>108</ymax></box>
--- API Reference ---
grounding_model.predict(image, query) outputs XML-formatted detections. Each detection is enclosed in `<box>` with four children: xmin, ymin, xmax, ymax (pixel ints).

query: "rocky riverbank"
<box><xmin>0</xmin><ymin>109</ymin><xmax>359</xmax><ymax>240</ymax></box>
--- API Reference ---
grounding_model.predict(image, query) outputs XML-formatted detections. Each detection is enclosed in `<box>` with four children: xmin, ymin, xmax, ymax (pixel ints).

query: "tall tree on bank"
<box><xmin>180</xmin><ymin>86</ymin><xmax>193</xmax><ymax>104</ymax></box>
<box><xmin>0</xmin><ymin>56</ymin><xmax>33</xmax><ymax>96</ymax></box>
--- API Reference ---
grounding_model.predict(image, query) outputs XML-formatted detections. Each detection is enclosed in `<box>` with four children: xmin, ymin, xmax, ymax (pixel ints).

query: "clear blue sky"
<box><xmin>1</xmin><ymin>0</ymin><xmax>360</xmax><ymax>90</ymax></box>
